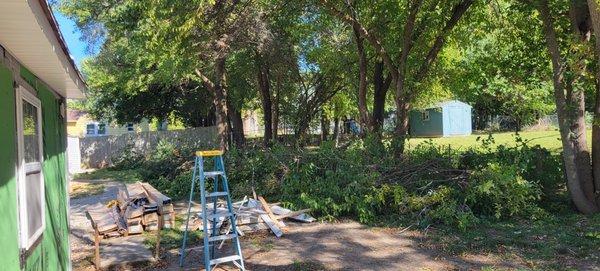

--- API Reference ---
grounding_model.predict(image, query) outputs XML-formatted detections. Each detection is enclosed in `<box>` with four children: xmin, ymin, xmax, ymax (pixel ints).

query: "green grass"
<box><xmin>73</xmin><ymin>168</ymin><xmax>144</xmax><ymax>183</ymax></box>
<box><xmin>70</xmin><ymin>182</ymin><xmax>106</xmax><ymax>199</ymax></box>
<box><xmin>426</xmin><ymin>213</ymin><xmax>600</xmax><ymax>270</ymax></box>
<box><xmin>405</xmin><ymin>129</ymin><xmax>586</xmax><ymax>153</ymax></box>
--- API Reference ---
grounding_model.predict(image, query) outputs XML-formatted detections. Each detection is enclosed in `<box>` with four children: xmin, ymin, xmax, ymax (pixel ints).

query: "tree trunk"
<box><xmin>227</xmin><ymin>100</ymin><xmax>245</xmax><ymax>148</ymax></box>
<box><xmin>333</xmin><ymin>117</ymin><xmax>340</xmax><ymax>147</ymax></box>
<box><xmin>214</xmin><ymin>56</ymin><xmax>229</xmax><ymax>151</ymax></box>
<box><xmin>538</xmin><ymin>0</ymin><xmax>599</xmax><ymax>213</ymax></box>
<box><xmin>394</xmin><ymin>91</ymin><xmax>411</xmax><ymax>155</ymax></box>
<box><xmin>321</xmin><ymin>110</ymin><xmax>330</xmax><ymax>142</ymax></box>
<box><xmin>256</xmin><ymin>53</ymin><xmax>273</xmax><ymax>146</ymax></box>
<box><xmin>586</xmin><ymin>0</ymin><xmax>600</xmax><ymax>204</ymax></box>
<box><xmin>353</xmin><ymin>25</ymin><xmax>370</xmax><ymax>134</ymax></box>
<box><xmin>272</xmin><ymin>80</ymin><xmax>280</xmax><ymax>141</ymax></box>
<box><xmin>372</xmin><ymin>60</ymin><xmax>391</xmax><ymax>135</ymax></box>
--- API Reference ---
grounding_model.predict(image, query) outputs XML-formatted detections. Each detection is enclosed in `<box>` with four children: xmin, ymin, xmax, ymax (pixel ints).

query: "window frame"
<box><xmin>97</xmin><ymin>123</ymin><xmax>106</xmax><ymax>135</ymax></box>
<box><xmin>86</xmin><ymin>123</ymin><xmax>96</xmax><ymax>136</ymax></box>
<box><xmin>15</xmin><ymin>86</ymin><xmax>45</xmax><ymax>251</ymax></box>
<box><xmin>421</xmin><ymin>110</ymin><xmax>430</xmax><ymax>122</ymax></box>
<box><xmin>85</xmin><ymin>122</ymin><xmax>107</xmax><ymax>136</ymax></box>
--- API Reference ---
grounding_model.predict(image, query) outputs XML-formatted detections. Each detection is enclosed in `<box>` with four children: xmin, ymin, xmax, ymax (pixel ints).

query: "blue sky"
<box><xmin>53</xmin><ymin>10</ymin><xmax>90</xmax><ymax>68</ymax></box>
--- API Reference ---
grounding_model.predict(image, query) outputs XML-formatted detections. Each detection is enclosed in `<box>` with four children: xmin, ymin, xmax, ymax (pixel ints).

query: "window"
<box><xmin>421</xmin><ymin>111</ymin><xmax>430</xmax><ymax>121</ymax></box>
<box><xmin>16</xmin><ymin>87</ymin><xmax>45</xmax><ymax>250</ymax></box>
<box><xmin>126</xmin><ymin>123</ymin><xmax>134</xmax><ymax>132</ymax></box>
<box><xmin>86</xmin><ymin>124</ymin><xmax>95</xmax><ymax>135</ymax></box>
<box><xmin>97</xmin><ymin>123</ymin><xmax>106</xmax><ymax>135</ymax></box>
<box><xmin>86</xmin><ymin>123</ymin><xmax>107</xmax><ymax>136</ymax></box>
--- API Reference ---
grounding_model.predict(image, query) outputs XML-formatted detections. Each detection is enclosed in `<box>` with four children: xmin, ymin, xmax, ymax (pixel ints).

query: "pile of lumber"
<box><xmin>86</xmin><ymin>182</ymin><xmax>175</xmax><ymax>238</ymax></box>
<box><xmin>86</xmin><ymin>203</ymin><xmax>127</xmax><ymax>238</ymax></box>
<box><xmin>182</xmin><ymin>196</ymin><xmax>314</xmax><ymax>238</ymax></box>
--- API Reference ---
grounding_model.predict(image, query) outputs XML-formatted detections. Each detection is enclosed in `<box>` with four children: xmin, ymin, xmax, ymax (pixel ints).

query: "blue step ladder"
<box><xmin>179</xmin><ymin>150</ymin><xmax>245</xmax><ymax>270</ymax></box>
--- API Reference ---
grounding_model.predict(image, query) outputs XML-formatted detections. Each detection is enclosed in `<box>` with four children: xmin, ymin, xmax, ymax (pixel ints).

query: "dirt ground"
<box><xmin>166</xmin><ymin>221</ymin><xmax>526</xmax><ymax>271</ymax></box>
<box><xmin>69</xmin><ymin>178</ymin><xmax>528</xmax><ymax>271</ymax></box>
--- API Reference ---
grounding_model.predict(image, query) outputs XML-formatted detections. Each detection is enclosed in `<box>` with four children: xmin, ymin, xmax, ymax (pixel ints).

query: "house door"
<box><xmin>15</xmin><ymin>86</ymin><xmax>45</xmax><ymax>251</ymax></box>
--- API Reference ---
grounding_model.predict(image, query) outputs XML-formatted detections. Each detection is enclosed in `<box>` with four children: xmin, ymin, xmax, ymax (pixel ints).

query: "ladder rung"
<box><xmin>208</xmin><ymin>233</ymin><xmax>237</xmax><ymax>242</ymax></box>
<box><xmin>210</xmin><ymin>255</ymin><xmax>241</xmax><ymax>266</ymax></box>
<box><xmin>207</xmin><ymin>191</ymin><xmax>229</xmax><ymax>197</ymax></box>
<box><xmin>203</xmin><ymin>211</ymin><xmax>234</xmax><ymax>220</ymax></box>
<box><xmin>204</xmin><ymin>171</ymin><xmax>224</xmax><ymax>178</ymax></box>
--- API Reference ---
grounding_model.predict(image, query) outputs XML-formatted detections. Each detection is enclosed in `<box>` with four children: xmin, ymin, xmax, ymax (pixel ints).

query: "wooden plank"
<box><xmin>155</xmin><ymin>216</ymin><xmax>162</xmax><ymax>259</ymax></box>
<box><xmin>94</xmin><ymin>228</ymin><xmax>100</xmax><ymax>270</ymax></box>
<box><xmin>238</xmin><ymin>223</ymin><xmax>270</xmax><ymax>232</ymax></box>
<box><xmin>125</xmin><ymin>182</ymin><xmax>147</xmax><ymax>199</ymax></box>
<box><xmin>86</xmin><ymin>203</ymin><xmax>119</xmax><ymax>233</ymax></box>
<box><xmin>259</xmin><ymin>214</ymin><xmax>283</xmax><ymax>237</ymax></box>
<box><xmin>273</xmin><ymin>209</ymin><xmax>311</xmax><ymax>220</ymax></box>
<box><xmin>258</xmin><ymin>196</ymin><xmax>285</xmax><ymax>229</ymax></box>
<box><xmin>141</xmin><ymin>182</ymin><xmax>172</xmax><ymax>206</ymax></box>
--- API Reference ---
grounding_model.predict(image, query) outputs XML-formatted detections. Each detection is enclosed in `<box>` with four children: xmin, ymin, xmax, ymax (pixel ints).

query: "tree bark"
<box><xmin>538</xmin><ymin>0</ymin><xmax>599</xmax><ymax>213</ymax></box>
<box><xmin>272</xmin><ymin>78</ymin><xmax>280</xmax><ymax>141</ymax></box>
<box><xmin>213</xmin><ymin>56</ymin><xmax>230</xmax><ymax>151</ymax></box>
<box><xmin>227</xmin><ymin>100</ymin><xmax>245</xmax><ymax>148</ymax></box>
<box><xmin>321</xmin><ymin>110</ymin><xmax>330</xmax><ymax>142</ymax></box>
<box><xmin>333</xmin><ymin>117</ymin><xmax>340</xmax><ymax>147</ymax></box>
<box><xmin>372</xmin><ymin>60</ymin><xmax>391</xmax><ymax>134</ymax></box>
<box><xmin>586</xmin><ymin>0</ymin><xmax>600</xmax><ymax>203</ymax></box>
<box><xmin>256</xmin><ymin>53</ymin><xmax>273</xmax><ymax>146</ymax></box>
<box><xmin>352</xmin><ymin>22</ymin><xmax>370</xmax><ymax>133</ymax></box>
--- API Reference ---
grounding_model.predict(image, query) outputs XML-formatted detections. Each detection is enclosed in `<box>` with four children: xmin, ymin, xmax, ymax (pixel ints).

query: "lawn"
<box><xmin>406</xmin><ymin>129</ymin><xmax>589</xmax><ymax>153</ymax></box>
<box><xmin>73</xmin><ymin>168</ymin><xmax>144</xmax><ymax>183</ymax></box>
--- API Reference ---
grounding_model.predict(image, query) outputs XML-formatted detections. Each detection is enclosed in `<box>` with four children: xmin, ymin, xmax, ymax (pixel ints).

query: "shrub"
<box><xmin>108</xmin><ymin>135</ymin><xmax>558</xmax><ymax>231</ymax></box>
<box><xmin>466</xmin><ymin>163</ymin><xmax>542</xmax><ymax>219</ymax></box>
<box><xmin>112</xmin><ymin>144</ymin><xmax>144</xmax><ymax>170</ymax></box>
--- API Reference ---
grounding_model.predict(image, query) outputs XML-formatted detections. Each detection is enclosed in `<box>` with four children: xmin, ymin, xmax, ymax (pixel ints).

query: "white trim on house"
<box><xmin>0</xmin><ymin>0</ymin><xmax>85</xmax><ymax>98</ymax></box>
<box><xmin>15</xmin><ymin>85</ymin><xmax>46</xmax><ymax>251</ymax></box>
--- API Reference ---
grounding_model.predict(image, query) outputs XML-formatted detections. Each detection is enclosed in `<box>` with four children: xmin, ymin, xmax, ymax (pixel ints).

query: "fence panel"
<box><xmin>78</xmin><ymin>126</ymin><xmax>218</xmax><ymax>168</ymax></box>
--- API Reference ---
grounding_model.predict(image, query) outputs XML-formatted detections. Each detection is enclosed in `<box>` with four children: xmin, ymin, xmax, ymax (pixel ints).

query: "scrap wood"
<box><xmin>141</xmin><ymin>182</ymin><xmax>172</xmax><ymax>206</ymax></box>
<box><xmin>273</xmin><ymin>209</ymin><xmax>312</xmax><ymax>220</ymax></box>
<box><xmin>86</xmin><ymin>203</ymin><xmax>119</xmax><ymax>234</ymax></box>
<box><xmin>125</xmin><ymin>182</ymin><xmax>147</xmax><ymax>199</ymax></box>
<box><xmin>257</xmin><ymin>196</ymin><xmax>285</xmax><ymax>229</ymax></box>
<box><xmin>259</xmin><ymin>214</ymin><xmax>283</xmax><ymax>238</ymax></box>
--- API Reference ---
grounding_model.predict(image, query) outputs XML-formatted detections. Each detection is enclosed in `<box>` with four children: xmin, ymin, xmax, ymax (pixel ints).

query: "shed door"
<box><xmin>447</xmin><ymin>106</ymin><xmax>462</xmax><ymax>135</ymax></box>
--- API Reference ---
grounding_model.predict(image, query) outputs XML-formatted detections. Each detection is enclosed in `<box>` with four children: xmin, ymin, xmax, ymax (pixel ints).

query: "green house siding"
<box><xmin>0</xmin><ymin>61</ymin><xmax>21</xmax><ymax>270</ymax></box>
<box><xmin>0</xmin><ymin>60</ymin><xmax>70</xmax><ymax>270</ymax></box>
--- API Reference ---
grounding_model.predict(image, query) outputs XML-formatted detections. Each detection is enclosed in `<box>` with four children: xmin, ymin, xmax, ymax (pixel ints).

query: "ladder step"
<box><xmin>208</xmin><ymin>233</ymin><xmax>237</xmax><ymax>242</ymax></box>
<box><xmin>204</xmin><ymin>171</ymin><xmax>224</xmax><ymax>178</ymax></box>
<box><xmin>207</xmin><ymin>191</ymin><xmax>229</xmax><ymax>197</ymax></box>
<box><xmin>203</xmin><ymin>211</ymin><xmax>234</xmax><ymax>220</ymax></box>
<box><xmin>209</xmin><ymin>255</ymin><xmax>241</xmax><ymax>266</ymax></box>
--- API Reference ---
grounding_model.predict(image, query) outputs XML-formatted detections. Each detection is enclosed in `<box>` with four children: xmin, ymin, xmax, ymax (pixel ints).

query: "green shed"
<box><xmin>409</xmin><ymin>100</ymin><xmax>472</xmax><ymax>137</ymax></box>
<box><xmin>0</xmin><ymin>1</ymin><xmax>86</xmax><ymax>270</ymax></box>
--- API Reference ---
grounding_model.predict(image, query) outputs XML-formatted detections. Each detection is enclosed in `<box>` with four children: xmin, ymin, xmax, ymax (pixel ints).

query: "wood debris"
<box><xmin>185</xmin><ymin>196</ymin><xmax>315</xmax><ymax>238</ymax></box>
<box><xmin>85</xmin><ymin>182</ymin><xmax>175</xmax><ymax>238</ymax></box>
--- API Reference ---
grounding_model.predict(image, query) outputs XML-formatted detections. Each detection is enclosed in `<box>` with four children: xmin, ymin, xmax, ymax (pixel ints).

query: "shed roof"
<box><xmin>424</xmin><ymin>100</ymin><xmax>471</xmax><ymax>109</ymax></box>
<box><xmin>0</xmin><ymin>0</ymin><xmax>86</xmax><ymax>98</ymax></box>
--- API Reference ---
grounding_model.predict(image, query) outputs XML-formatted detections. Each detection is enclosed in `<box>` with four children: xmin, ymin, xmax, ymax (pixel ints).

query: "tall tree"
<box><xmin>320</xmin><ymin>0</ymin><xmax>475</xmax><ymax>154</ymax></box>
<box><xmin>535</xmin><ymin>0</ymin><xmax>599</xmax><ymax>213</ymax></box>
<box><xmin>587</xmin><ymin>0</ymin><xmax>600</xmax><ymax>203</ymax></box>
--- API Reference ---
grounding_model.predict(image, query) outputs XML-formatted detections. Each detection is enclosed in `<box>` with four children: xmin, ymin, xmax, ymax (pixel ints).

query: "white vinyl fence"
<box><xmin>67</xmin><ymin>126</ymin><xmax>218</xmax><ymax>170</ymax></box>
